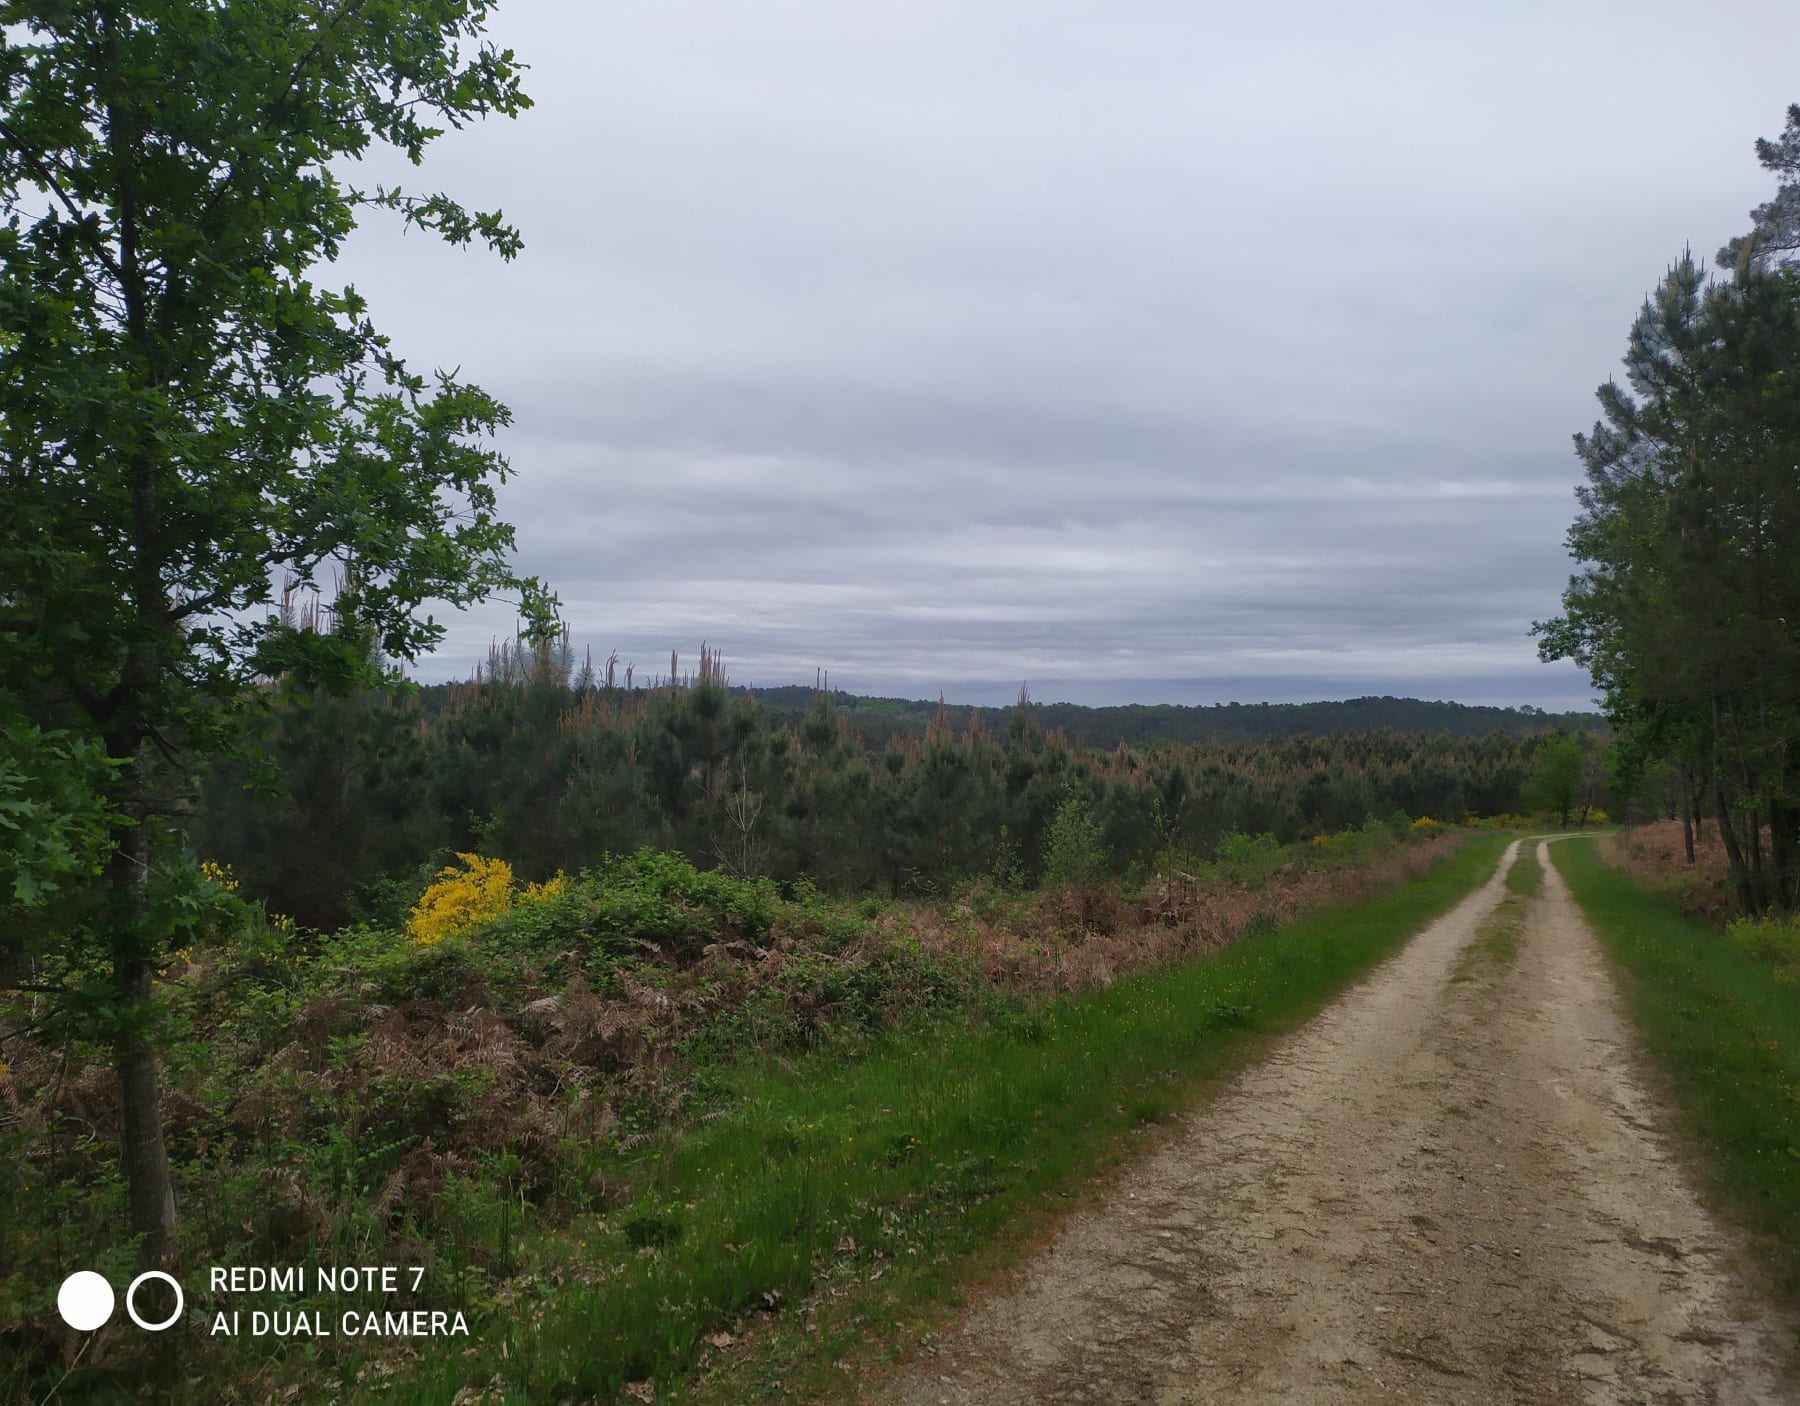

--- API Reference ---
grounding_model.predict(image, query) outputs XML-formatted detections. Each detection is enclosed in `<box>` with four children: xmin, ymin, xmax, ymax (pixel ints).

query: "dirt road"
<box><xmin>882</xmin><ymin>840</ymin><xmax>1796</xmax><ymax>1404</ymax></box>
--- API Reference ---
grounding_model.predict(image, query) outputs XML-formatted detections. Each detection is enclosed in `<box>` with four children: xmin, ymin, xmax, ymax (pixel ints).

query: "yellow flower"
<box><xmin>407</xmin><ymin>853</ymin><xmax>517</xmax><ymax>944</ymax></box>
<box><xmin>199</xmin><ymin>859</ymin><xmax>239</xmax><ymax>892</ymax></box>
<box><xmin>521</xmin><ymin>873</ymin><xmax>566</xmax><ymax>904</ymax></box>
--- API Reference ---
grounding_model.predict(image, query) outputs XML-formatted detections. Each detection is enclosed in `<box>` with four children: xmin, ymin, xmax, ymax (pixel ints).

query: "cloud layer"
<box><xmin>332</xmin><ymin>0</ymin><xmax>1800</xmax><ymax>710</ymax></box>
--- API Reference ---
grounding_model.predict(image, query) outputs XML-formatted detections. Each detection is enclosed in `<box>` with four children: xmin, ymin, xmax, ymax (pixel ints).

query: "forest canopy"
<box><xmin>190</xmin><ymin>637</ymin><xmax>1586</xmax><ymax>931</ymax></box>
<box><xmin>1537</xmin><ymin>104</ymin><xmax>1800</xmax><ymax>917</ymax></box>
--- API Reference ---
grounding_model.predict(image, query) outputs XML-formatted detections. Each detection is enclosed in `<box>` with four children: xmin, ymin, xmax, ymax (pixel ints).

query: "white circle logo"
<box><xmin>125</xmin><ymin>1270</ymin><xmax>184</xmax><ymax>1332</ymax></box>
<box><xmin>56</xmin><ymin>1271</ymin><xmax>115</xmax><ymax>1331</ymax></box>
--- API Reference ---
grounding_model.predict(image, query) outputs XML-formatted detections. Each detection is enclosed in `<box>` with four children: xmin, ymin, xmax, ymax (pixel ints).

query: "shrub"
<box><xmin>522</xmin><ymin>874</ymin><xmax>566</xmax><ymax>903</ymax></box>
<box><xmin>582</xmin><ymin>848</ymin><xmax>780</xmax><ymax>960</ymax></box>
<box><xmin>1409</xmin><ymin>816</ymin><xmax>1441</xmax><ymax>836</ymax></box>
<box><xmin>1043</xmin><ymin>794</ymin><xmax>1107</xmax><ymax>890</ymax></box>
<box><xmin>1724</xmin><ymin>915</ymin><xmax>1800</xmax><ymax>977</ymax></box>
<box><xmin>1216</xmin><ymin>829</ymin><xmax>1282</xmax><ymax>884</ymax></box>
<box><xmin>404</xmin><ymin>856</ymin><xmax>571</xmax><ymax>946</ymax></box>
<box><xmin>1240</xmin><ymin>909</ymin><xmax>1279</xmax><ymax>939</ymax></box>
<box><xmin>408</xmin><ymin>853</ymin><xmax>517</xmax><ymax>944</ymax></box>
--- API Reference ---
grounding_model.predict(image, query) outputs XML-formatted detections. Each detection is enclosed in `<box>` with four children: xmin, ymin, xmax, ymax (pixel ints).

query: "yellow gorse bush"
<box><xmin>408</xmin><ymin>853</ymin><xmax>517</xmax><ymax>944</ymax></box>
<box><xmin>521</xmin><ymin>874</ymin><xmax>566</xmax><ymax>903</ymax></box>
<box><xmin>407</xmin><ymin>856</ymin><xmax>567</xmax><ymax>944</ymax></box>
<box><xmin>1409</xmin><ymin>816</ymin><xmax>1440</xmax><ymax>834</ymax></box>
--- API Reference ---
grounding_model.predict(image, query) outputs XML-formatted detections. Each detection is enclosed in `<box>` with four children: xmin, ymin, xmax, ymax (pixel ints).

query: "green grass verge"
<box><xmin>1551</xmin><ymin>838</ymin><xmax>1800</xmax><ymax>1300</ymax></box>
<box><xmin>381</xmin><ymin>834</ymin><xmax>1511</xmax><ymax>1405</ymax></box>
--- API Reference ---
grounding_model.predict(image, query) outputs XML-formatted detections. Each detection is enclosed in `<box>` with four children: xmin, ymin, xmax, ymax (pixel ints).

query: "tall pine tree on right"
<box><xmin>1536</xmin><ymin>107</ymin><xmax>1800</xmax><ymax>916</ymax></box>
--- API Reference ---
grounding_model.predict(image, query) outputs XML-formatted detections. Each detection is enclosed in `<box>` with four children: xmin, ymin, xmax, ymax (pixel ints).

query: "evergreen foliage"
<box><xmin>1524</xmin><ymin>734</ymin><xmax>1584</xmax><ymax>827</ymax></box>
<box><xmin>1539</xmin><ymin>113</ymin><xmax>1800</xmax><ymax>915</ymax></box>
<box><xmin>520</xmin><ymin>685</ymin><xmax>1601</xmax><ymax>751</ymax></box>
<box><xmin>193</xmin><ymin>638</ymin><xmax>1572</xmax><ymax>927</ymax></box>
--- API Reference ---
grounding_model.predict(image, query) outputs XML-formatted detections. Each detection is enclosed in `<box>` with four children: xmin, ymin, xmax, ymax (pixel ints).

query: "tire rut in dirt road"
<box><xmin>879</xmin><ymin>840</ymin><xmax>1796</xmax><ymax>1405</ymax></box>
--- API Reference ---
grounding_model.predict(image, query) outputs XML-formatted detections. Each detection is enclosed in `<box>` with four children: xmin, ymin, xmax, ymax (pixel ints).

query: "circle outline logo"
<box><xmin>125</xmin><ymin>1270</ymin><xmax>183</xmax><ymax>1331</ymax></box>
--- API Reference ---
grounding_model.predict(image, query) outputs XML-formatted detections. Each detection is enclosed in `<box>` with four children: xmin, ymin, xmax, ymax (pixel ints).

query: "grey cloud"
<box><xmin>333</xmin><ymin>0</ymin><xmax>1800</xmax><ymax>710</ymax></box>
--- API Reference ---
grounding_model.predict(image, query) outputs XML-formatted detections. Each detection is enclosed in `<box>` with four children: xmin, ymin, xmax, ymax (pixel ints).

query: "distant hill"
<box><xmin>737</xmin><ymin>689</ymin><xmax>1605</xmax><ymax>749</ymax></box>
<box><xmin>413</xmin><ymin>670</ymin><xmax>1604</xmax><ymax>749</ymax></box>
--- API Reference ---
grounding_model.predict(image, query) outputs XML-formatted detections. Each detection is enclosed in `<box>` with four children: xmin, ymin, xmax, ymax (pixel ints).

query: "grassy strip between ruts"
<box><xmin>1551</xmin><ymin>838</ymin><xmax>1800</xmax><ymax>1304</ymax></box>
<box><xmin>1505</xmin><ymin>842</ymin><xmax>1542</xmax><ymax>899</ymax></box>
<box><xmin>374</xmin><ymin>833</ymin><xmax>1513</xmax><ymax>1406</ymax></box>
<box><xmin>1452</xmin><ymin>839</ymin><xmax>1539</xmax><ymax>983</ymax></box>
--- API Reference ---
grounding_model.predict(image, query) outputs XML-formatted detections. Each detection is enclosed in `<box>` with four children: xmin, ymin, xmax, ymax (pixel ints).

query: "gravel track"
<box><xmin>881</xmin><ymin>840</ymin><xmax>1796</xmax><ymax>1405</ymax></box>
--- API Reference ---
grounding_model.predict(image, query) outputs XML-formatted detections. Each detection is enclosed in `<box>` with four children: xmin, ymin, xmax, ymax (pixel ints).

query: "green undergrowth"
<box><xmin>385</xmin><ymin>832</ymin><xmax>1512</xmax><ymax>1405</ymax></box>
<box><xmin>1552</xmin><ymin>839</ymin><xmax>1800</xmax><ymax>1302</ymax></box>
<box><xmin>0</xmin><ymin>831</ymin><xmax>1503</xmax><ymax>1404</ymax></box>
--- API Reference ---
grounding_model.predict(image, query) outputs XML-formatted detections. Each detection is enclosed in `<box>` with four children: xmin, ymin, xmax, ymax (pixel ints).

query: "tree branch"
<box><xmin>0</xmin><ymin>115</ymin><xmax>126</xmax><ymax>288</ymax></box>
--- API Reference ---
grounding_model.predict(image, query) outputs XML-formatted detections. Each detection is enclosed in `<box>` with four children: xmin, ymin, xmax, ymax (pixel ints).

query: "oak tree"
<box><xmin>0</xmin><ymin>0</ymin><xmax>548</xmax><ymax>1264</ymax></box>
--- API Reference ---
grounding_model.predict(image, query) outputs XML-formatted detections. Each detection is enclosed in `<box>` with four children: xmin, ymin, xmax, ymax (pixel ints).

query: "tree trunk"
<box><xmin>96</xmin><ymin>31</ymin><xmax>181</xmax><ymax>1269</ymax></box>
<box><xmin>1677</xmin><ymin>762</ymin><xmax>1696</xmax><ymax>864</ymax></box>
<box><xmin>1770</xmin><ymin>798</ymin><xmax>1798</xmax><ymax>916</ymax></box>
<box><xmin>1745</xmin><ymin>802</ymin><xmax>1767</xmax><ymax>913</ymax></box>
<box><xmin>1711</xmin><ymin>698</ymin><xmax>1760</xmax><ymax>915</ymax></box>
<box><xmin>117</xmin><ymin>987</ymin><xmax>178</xmax><ymax>1266</ymax></box>
<box><xmin>1713</xmin><ymin>768</ymin><xmax>1757</xmax><ymax>916</ymax></box>
<box><xmin>109</xmin><ymin>777</ymin><xmax>179</xmax><ymax>1268</ymax></box>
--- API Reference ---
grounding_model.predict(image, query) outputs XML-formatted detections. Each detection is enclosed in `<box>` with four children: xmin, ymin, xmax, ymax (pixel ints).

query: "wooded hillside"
<box><xmin>193</xmin><ymin>640</ymin><xmax>1572</xmax><ymax>929</ymax></box>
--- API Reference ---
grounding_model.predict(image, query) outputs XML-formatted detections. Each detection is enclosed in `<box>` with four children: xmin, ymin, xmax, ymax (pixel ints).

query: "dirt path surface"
<box><xmin>882</xmin><ymin>841</ymin><xmax>1796</xmax><ymax>1405</ymax></box>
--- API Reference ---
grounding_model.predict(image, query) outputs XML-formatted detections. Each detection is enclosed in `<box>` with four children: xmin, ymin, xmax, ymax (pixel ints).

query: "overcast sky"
<box><xmin>335</xmin><ymin>1</ymin><xmax>1800</xmax><ymax>711</ymax></box>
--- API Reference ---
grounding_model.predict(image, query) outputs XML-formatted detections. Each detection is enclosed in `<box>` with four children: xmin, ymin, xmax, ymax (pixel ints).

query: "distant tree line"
<box><xmin>636</xmin><ymin>688</ymin><xmax>1604</xmax><ymax>752</ymax></box>
<box><xmin>192</xmin><ymin>638</ymin><xmax>1566</xmax><ymax>929</ymax></box>
<box><xmin>1539</xmin><ymin>105</ymin><xmax>1800</xmax><ymax>916</ymax></box>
